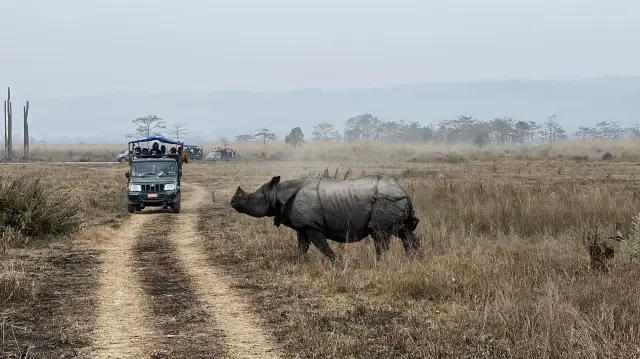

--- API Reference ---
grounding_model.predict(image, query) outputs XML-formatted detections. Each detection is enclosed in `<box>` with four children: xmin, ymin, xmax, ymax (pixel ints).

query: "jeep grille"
<box><xmin>141</xmin><ymin>184</ymin><xmax>164</xmax><ymax>192</ymax></box>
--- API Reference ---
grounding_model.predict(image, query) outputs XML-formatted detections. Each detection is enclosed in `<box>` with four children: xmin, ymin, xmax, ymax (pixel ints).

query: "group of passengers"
<box><xmin>133</xmin><ymin>142</ymin><xmax>188</xmax><ymax>163</ymax></box>
<box><xmin>214</xmin><ymin>147</ymin><xmax>236</xmax><ymax>159</ymax></box>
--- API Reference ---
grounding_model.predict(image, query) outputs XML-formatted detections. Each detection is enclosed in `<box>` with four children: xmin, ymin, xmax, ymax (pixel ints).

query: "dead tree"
<box><xmin>4</xmin><ymin>87</ymin><xmax>12</xmax><ymax>160</ymax></box>
<box><xmin>23</xmin><ymin>101</ymin><xmax>29</xmax><ymax>159</ymax></box>
<box><xmin>3</xmin><ymin>98</ymin><xmax>6</xmax><ymax>157</ymax></box>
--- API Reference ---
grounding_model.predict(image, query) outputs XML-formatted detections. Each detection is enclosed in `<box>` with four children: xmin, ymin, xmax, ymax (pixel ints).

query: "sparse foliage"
<box><xmin>219</xmin><ymin>136</ymin><xmax>230</xmax><ymax>147</ymax></box>
<box><xmin>255</xmin><ymin>128</ymin><xmax>277</xmax><ymax>147</ymax></box>
<box><xmin>344</xmin><ymin>113</ymin><xmax>382</xmax><ymax>142</ymax></box>
<box><xmin>311</xmin><ymin>122</ymin><xmax>340</xmax><ymax>141</ymax></box>
<box><xmin>234</xmin><ymin>134</ymin><xmax>254</xmax><ymax>143</ymax></box>
<box><xmin>540</xmin><ymin>114</ymin><xmax>567</xmax><ymax>144</ymax></box>
<box><xmin>574</xmin><ymin>126</ymin><xmax>594</xmax><ymax>140</ymax></box>
<box><xmin>627</xmin><ymin>124</ymin><xmax>640</xmax><ymax>140</ymax></box>
<box><xmin>125</xmin><ymin>115</ymin><xmax>166</xmax><ymax>139</ymax></box>
<box><xmin>171</xmin><ymin>122</ymin><xmax>187</xmax><ymax>141</ymax></box>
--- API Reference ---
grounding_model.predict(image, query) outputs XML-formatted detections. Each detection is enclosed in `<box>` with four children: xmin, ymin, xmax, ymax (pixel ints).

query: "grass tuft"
<box><xmin>0</xmin><ymin>175</ymin><xmax>81</xmax><ymax>240</ymax></box>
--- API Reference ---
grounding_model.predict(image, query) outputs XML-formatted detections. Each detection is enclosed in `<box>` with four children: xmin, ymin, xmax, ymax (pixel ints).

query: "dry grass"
<box><xmin>0</xmin><ymin>165</ymin><xmax>121</xmax><ymax>357</ymax></box>
<box><xmin>0</xmin><ymin>163</ymin><xmax>126</xmax><ymax>301</ymax></box>
<box><xmin>197</xmin><ymin>158</ymin><xmax>640</xmax><ymax>358</ymax></box>
<box><xmin>2</xmin><ymin>140</ymin><xmax>640</xmax><ymax>358</ymax></box>
<box><xmin>0</xmin><ymin>163</ymin><xmax>122</xmax><ymax>357</ymax></box>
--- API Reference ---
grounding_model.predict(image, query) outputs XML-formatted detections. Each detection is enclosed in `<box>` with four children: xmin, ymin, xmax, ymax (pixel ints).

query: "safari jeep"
<box><xmin>126</xmin><ymin>157</ymin><xmax>182</xmax><ymax>213</ymax></box>
<box><xmin>125</xmin><ymin>135</ymin><xmax>186</xmax><ymax>214</ymax></box>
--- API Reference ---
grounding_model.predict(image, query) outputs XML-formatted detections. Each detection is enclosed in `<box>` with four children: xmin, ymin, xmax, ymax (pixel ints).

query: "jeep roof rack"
<box><xmin>127</xmin><ymin>136</ymin><xmax>186</xmax><ymax>168</ymax></box>
<box><xmin>128</xmin><ymin>135</ymin><xmax>184</xmax><ymax>147</ymax></box>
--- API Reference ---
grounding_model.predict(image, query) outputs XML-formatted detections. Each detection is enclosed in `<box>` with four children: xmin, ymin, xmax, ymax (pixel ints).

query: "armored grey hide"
<box><xmin>273</xmin><ymin>175</ymin><xmax>417</xmax><ymax>242</ymax></box>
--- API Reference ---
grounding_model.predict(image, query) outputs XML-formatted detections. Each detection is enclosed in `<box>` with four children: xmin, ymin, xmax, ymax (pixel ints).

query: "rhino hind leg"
<box><xmin>306</xmin><ymin>228</ymin><xmax>337</xmax><ymax>262</ymax></box>
<box><xmin>399</xmin><ymin>229</ymin><xmax>421</xmax><ymax>255</ymax></box>
<box><xmin>371</xmin><ymin>232</ymin><xmax>391</xmax><ymax>260</ymax></box>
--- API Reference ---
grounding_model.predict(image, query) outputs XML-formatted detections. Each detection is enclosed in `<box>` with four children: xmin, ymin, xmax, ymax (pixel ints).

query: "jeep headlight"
<box><xmin>129</xmin><ymin>184</ymin><xmax>141</xmax><ymax>192</ymax></box>
<box><xmin>164</xmin><ymin>183</ymin><xmax>176</xmax><ymax>191</ymax></box>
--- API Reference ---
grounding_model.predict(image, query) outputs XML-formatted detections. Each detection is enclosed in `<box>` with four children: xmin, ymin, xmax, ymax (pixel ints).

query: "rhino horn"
<box><xmin>269</xmin><ymin>176</ymin><xmax>281</xmax><ymax>187</ymax></box>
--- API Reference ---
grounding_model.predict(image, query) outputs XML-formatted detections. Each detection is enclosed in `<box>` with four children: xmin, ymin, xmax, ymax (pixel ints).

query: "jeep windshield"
<box><xmin>131</xmin><ymin>161</ymin><xmax>178</xmax><ymax>178</ymax></box>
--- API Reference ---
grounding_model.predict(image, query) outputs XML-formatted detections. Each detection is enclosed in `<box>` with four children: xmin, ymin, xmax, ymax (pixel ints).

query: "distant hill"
<box><xmin>20</xmin><ymin>76</ymin><xmax>640</xmax><ymax>144</ymax></box>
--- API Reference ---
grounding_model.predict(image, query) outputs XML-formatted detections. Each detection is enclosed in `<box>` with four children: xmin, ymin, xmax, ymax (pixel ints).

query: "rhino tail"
<box><xmin>405</xmin><ymin>194</ymin><xmax>419</xmax><ymax>232</ymax></box>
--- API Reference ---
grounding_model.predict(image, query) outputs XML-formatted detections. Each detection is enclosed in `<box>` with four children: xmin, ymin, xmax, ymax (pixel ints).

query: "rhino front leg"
<box><xmin>305</xmin><ymin>228</ymin><xmax>336</xmax><ymax>262</ymax></box>
<box><xmin>371</xmin><ymin>232</ymin><xmax>391</xmax><ymax>260</ymax></box>
<box><xmin>297</xmin><ymin>231</ymin><xmax>311</xmax><ymax>260</ymax></box>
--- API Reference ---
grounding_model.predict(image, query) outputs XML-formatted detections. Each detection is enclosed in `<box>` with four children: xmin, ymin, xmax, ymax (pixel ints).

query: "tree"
<box><xmin>473</xmin><ymin>131</ymin><xmax>490</xmax><ymax>148</ymax></box>
<box><xmin>610</xmin><ymin>121</ymin><xmax>624</xmax><ymax>147</ymax></box>
<box><xmin>255</xmin><ymin>128</ymin><xmax>277</xmax><ymax>146</ymax></box>
<box><xmin>311</xmin><ymin>122</ymin><xmax>340</xmax><ymax>141</ymax></box>
<box><xmin>435</xmin><ymin>115</ymin><xmax>485</xmax><ymax>143</ymax></box>
<box><xmin>514</xmin><ymin>121</ymin><xmax>531</xmax><ymax>145</ymax></box>
<box><xmin>594</xmin><ymin>121</ymin><xmax>612</xmax><ymax>140</ymax></box>
<box><xmin>490</xmin><ymin>117</ymin><xmax>517</xmax><ymax>145</ymax></box>
<box><xmin>573</xmin><ymin>126</ymin><xmax>593</xmax><ymax>140</ymax></box>
<box><xmin>344</xmin><ymin>113</ymin><xmax>382</xmax><ymax>142</ymax></box>
<box><xmin>219</xmin><ymin>136</ymin><xmax>230</xmax><ymax>147</ymax></box>
<box><xmin>234</xmin><ymin>134</ymin><xmax>254</xmax><ymax>143</ymax></box>
<box><xmin>398</xmin><ymin>121</ymin><xmax>433</xmax><ymax>144</ymax></box>
<box><xmin>125</xmin><ymin>114</ymin><xmax>166</xmax><ymax>138</ymax></box>
<box><xmin>627</xmin><ymin>124</ymin><xmax>640</xmax><ymax>140</ymax></box>
<box><xmin>285</xmin><ymin>127</ymin><xmax>304</xmax><ymax>148</ymax></box>
<box><xmin>528</xmin><ymin>121</ymin><xmax>541</xmax><ymax>146</ymax></box>
<box><xmin>540</xmin><ymin>114</ymin><xmax>566</xmax><ymax>144</ymax></box>
<box><xmin>171</xmin><ymin>122</ymin><xmax>187</xmax><ymax>141</ymax></box>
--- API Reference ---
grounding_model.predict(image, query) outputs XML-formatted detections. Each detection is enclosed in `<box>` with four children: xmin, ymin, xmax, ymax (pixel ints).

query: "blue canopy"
<box><xmin>128</xmin><ymin>136</ymin><xmax>184</xmax><ymax>146</ymax></box>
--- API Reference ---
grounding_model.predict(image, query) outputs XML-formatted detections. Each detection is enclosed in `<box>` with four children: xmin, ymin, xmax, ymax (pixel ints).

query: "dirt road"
<box><xmin>84</xmin><ymin>183</ymin><xmax>283</xmax><ymax>359</ymax></box>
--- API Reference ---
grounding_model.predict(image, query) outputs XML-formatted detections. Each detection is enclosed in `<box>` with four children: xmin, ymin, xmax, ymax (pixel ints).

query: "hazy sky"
<box><xmin>1</xmin><ymin>0</ymin><xmax>639</xmax><ymax>98</ymax></box>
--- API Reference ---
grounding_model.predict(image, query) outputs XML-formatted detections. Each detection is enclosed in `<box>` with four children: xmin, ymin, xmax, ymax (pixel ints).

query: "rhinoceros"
<box><xmin>229</xmin><ymin>175</ymin><xmax>420</xmax><ymax>261</ymax></box>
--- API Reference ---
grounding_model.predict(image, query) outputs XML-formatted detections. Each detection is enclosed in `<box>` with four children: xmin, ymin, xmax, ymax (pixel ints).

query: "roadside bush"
<box><xmin>0</xmin><ymin>175</ymin><xmax>81</xmax><ymax>240</ymax></box>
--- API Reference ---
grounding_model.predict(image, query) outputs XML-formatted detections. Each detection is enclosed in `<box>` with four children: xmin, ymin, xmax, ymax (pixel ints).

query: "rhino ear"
<box><xmin>269</xmin><ymin>176</ymin><xmax>281</xmax><ymax>187</ymax></box>
<box><xmin>235</xmin><ymin>186</ymin><xmax>243</xmax><ymax>194</ymax></box>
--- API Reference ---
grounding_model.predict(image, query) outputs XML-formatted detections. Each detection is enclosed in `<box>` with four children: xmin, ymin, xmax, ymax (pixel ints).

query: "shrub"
<box><xmin>0</xmin><ymin>175</ymin><xmax>81</xmax><ymax>240</ymax></box>
<box><xmin>601</xmin><ymin>151</ymin><xmax>613</xmax><ymax>160</ymax></box>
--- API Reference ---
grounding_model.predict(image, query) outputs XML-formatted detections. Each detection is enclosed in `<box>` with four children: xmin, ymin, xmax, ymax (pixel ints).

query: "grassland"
<box><xmin>2</xmin><ymin>141</ymin><xmax>640</xmax><ymax>358</ymax></box>
<box><xmin>8</xmin><ymin>137</ymin><xmax>640</xmax><ymax>163</ymax></box>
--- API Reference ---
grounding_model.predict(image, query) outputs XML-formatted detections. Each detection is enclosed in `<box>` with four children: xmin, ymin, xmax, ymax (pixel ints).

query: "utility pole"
<box><xmin>42</xmin><ymin>134</ymin><xmax>47</xmax><ymax>151</ymax></box>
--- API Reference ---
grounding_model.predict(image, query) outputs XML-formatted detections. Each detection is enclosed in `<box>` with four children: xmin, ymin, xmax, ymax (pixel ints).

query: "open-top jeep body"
<box><xmin>185</xmin><ymin>144</ymin><xmax>204</xmax><ymax>161</ymax></box>
<box><xmin>125</xmin><ymin>136</ymin><xmax>186</xmax><ymax>214</ymax></box>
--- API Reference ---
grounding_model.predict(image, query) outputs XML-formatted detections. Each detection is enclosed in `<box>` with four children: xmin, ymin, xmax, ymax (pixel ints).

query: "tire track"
<box><xmin>175</xmin><ymin>183</ymin><xmax>284</xmax><ymax>359</ymax></box>
<box><xmin>85</xmin><ymin>214</ymin><xmax>161</xmax><ymax>358</ymax></box>
<box><xmin>132</xmin><ymin>213</ymin><xmax>228</xmax><ymax>358</ymax></box>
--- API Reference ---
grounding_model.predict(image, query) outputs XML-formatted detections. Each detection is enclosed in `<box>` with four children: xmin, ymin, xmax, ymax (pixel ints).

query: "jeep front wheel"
<box><xmin>171</xmin><ymin>196</ymin><xmax>181</xmax><ymax>213</ymax></box>
<box><xmin>127</xmin><ymin>204</ymin><xmax>135</xmax><ymax>213</ymax></box>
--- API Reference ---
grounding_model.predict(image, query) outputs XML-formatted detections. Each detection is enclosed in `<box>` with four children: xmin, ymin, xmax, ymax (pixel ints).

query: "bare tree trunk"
<box><xmin>3</xmin><ymin>100</ymin><xmax>6</xmax><ymax>158</ymax></box>
<box><xmin>23</xmin><ymin>101</ymin><xmax>30</xmax><ymax>159</ymax></box>
<box><xmin>6</xmin><ymin>87</ymin><xmax>12</xmax><ymax>160</ymax></box>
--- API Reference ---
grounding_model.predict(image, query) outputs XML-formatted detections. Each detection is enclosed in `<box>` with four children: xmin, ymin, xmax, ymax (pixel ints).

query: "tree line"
<box><xmin>127</xmin><ymin>113</ymin><xmax>639</xmax><ymax>149</ymax></box>
<box><xmin>236</xmin><ymin>113</ymin><xmax>640</xmax><ymax>148</ymax></box>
